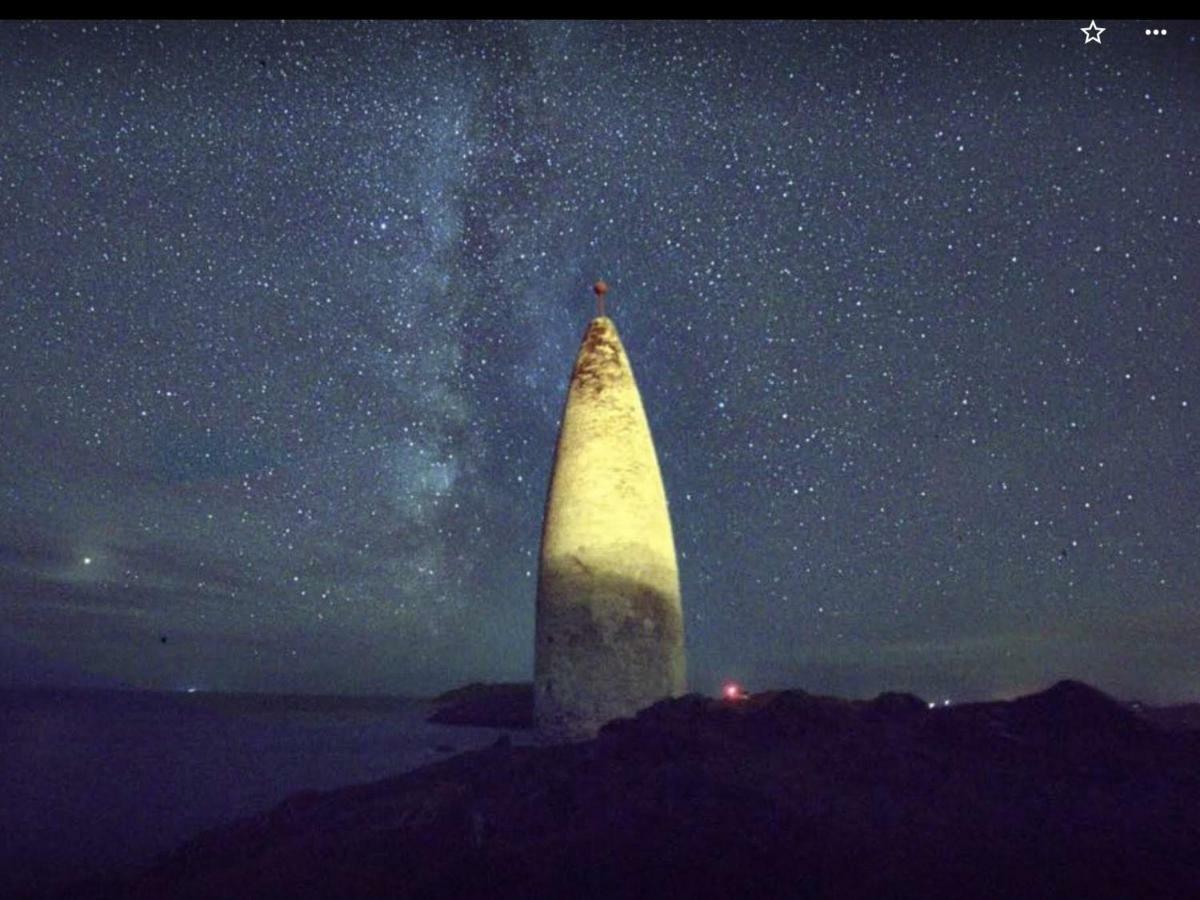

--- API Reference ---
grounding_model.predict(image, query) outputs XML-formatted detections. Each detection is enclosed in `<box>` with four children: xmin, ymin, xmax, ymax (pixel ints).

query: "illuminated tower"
<box><xmin>534</xmin><ymin>283</ymin><xmax>686</xmax><ymax>741</ymax></box>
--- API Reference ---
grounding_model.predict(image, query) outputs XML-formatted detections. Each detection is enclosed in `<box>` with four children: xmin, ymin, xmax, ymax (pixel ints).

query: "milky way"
<box><xmin>1</xmin><ymin>21</ymin><xmax>1196</xmax><ymax>700</ymax></box>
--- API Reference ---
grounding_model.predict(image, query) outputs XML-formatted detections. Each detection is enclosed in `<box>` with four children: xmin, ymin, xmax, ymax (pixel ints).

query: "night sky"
<box><xmin>1</xmin><ymin>21</ymin><xmax>1196</xmax><ymax>702</ymax></box>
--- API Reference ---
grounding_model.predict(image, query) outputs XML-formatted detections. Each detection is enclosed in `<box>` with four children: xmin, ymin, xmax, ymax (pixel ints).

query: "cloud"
<box><xmin>0</xmin><ymin>528</ymin><xmax>77</xmax><ymax>570</ymax></box>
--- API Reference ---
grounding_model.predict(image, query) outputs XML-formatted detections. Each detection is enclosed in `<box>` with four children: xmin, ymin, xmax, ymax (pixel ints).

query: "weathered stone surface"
<box><xmin>534</xmin><ymin>317</ymin><xmax>685</xmax><ymax>741</ymax></box>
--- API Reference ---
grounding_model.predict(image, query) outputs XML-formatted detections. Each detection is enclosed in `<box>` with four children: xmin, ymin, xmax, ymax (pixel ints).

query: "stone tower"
<box><xmin>534</xmin><ymin>312</ymin><xmax>686</xmax><ymax>741</ymax></box>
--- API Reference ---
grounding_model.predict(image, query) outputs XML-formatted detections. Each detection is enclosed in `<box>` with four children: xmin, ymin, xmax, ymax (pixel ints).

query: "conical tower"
<box><xmin>534</xmin><ymin>299</ymin><xmax>685</xmax><ymax>741</ymax></box>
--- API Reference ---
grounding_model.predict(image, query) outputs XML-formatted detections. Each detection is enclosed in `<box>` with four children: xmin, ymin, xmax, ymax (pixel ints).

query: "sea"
<box><xmin>0</xmin><ymin>687</ymin><xmax>525</xmax><ymax>898</ymax></box>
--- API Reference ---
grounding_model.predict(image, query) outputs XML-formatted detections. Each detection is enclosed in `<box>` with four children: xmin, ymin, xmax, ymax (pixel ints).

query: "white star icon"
<box><xmin>1081</xmin><ymin>20</ymin><xmax>1105</xmax><ymax>44</ymax></box>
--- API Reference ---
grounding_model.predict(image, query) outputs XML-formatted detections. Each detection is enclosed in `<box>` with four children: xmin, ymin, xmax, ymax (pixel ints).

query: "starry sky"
<box><xmin>1</xmin><ymin>20</ymin><xmax>1196</xmax><ymax>702</ymax></box>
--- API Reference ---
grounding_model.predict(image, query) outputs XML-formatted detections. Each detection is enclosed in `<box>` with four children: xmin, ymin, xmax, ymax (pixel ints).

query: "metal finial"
<box><xmin>593</xmin><ymin>280</ymin><xmax>608</xmax><ymax>317</ymax></box>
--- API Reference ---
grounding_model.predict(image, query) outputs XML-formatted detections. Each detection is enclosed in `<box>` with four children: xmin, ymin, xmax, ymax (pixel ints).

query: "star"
<box><xmin>1081</xmin><ymin>20</ymin><xmax>1105</xmax><ymax>44</ymax></box>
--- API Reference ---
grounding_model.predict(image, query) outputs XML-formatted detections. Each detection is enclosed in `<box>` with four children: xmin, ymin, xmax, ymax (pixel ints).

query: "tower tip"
<box><xmin>592</xmin><ymin>280</ymin><xmax>608</xmax><ymax>318</ymax></box>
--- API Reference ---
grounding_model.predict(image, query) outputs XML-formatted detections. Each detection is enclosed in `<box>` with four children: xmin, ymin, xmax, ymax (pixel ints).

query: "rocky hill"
<box><xmin>73</xmin><ymin>680</ymin><xmax>1200</xmax><ymax>899</ymax></box>
<box><xmin>426</xmin><ymin>682</ymin><xmax>533</xmax><ymax>728</ymax></box>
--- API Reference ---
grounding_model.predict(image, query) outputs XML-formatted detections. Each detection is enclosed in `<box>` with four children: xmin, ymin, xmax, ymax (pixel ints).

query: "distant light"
<box><xmin>82</xmin><ymin>557</ymin><xmax>93</xmax><ymax>566</ymax></box>
<box><xmin>186</xmin><ymin>687</ymin><xmax>198</xmax><ymax>694</ymax></box>
<box><xmin>723</xmin><ymin>682</ymin><xmax>747</xmax><ymax>701</ymax></box>
<box><xmin>928</xmin><ymin>702</ymin><xmax>936</xmax><ymax>709</ymax></box>
<box><xmin>943</xmin><ymin>698</ymin><xmax>951</xmax><ymax>706</ymax></box>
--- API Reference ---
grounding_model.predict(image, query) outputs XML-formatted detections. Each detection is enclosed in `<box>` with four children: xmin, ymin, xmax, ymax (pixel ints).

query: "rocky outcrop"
<box><xmin>427</xmin><ymin>682</ymin><xmax>533</xmax><ymax>729</ymax></box>
<box><xmin>80</xmin><ymin>681</ymin><xmax>1200</xmax><ymax>900</ymax></box>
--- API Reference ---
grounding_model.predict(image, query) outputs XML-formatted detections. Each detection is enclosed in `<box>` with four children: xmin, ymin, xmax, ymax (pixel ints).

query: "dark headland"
<box><xmin>427</xmin><ymin>682</ymin><xmax>534</xmax><ymax>729</ymax></box>
<box><xmin>71</xmin><ymin>680</ymin><xmax>1200</xmax><ymax>900</ymax></box>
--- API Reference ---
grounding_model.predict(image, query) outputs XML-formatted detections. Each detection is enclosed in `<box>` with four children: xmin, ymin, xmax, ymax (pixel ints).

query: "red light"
<box><xmin>723</xmin><ymin>682</ymin><xmax>743</xmax><ymax>700</ymax></box>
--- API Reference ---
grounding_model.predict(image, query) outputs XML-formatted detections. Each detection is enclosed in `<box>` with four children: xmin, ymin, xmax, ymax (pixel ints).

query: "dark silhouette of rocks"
<box><xmin>75</xmin><ymin>680</ymin><xmax>1200</xmax><ymax>899</ymax></box>
<box><xmin>427</xmin><ymin>682</ymin><xmax>533</xmax><ymax>729</ymax></box>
